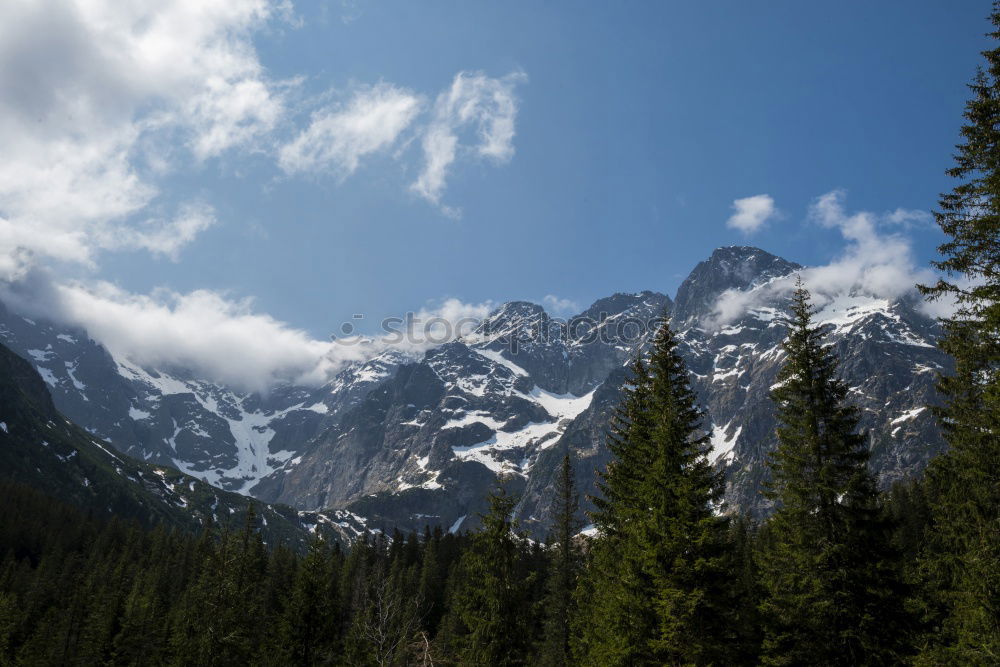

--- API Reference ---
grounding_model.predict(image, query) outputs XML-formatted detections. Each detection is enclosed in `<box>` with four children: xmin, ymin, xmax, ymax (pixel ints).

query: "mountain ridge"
<box><xmin>0</xmin><ymin>246</ymin><xmax>949</xmax><ymax>537</ymax></box>
<box><xmin>0</xmin><ymin>339</ymin><xmax>372</xmax><ymax>549</ymax></box>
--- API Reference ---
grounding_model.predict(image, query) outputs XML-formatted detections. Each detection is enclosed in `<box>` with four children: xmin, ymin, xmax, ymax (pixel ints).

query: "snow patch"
<box><xmin>450</xmin><ymin>388</ymin><xmax>595</xmax><ymax>473</ymax></box>
<box><xmin>476</xmin><ymin>348</ymin><xmax>529</xmax><ymax>376</ymax></box>
<box><xmin>65</xmin><ymin>362</ymin><xmax>87</xmax><ymax>392</ymax></box>
<box><xmin>524</xmin><ymin>387</ymin><xmax>595</xmax><ymax>423</ymax></box>
<box><xmin>709</xmin><ymin>423</ymin><xmax>742</xmax><ymax>463</ymax></box>
<box><xmin>37</xmin><ymin>367</ymin><xmax>58</xmax><ymax>387</ymax></box>
<box><xmin>890</xmin><ymin>406</ymin><xmax>926</xmax><ymax>426</ymax></box>
<box><xmin>127</xmin><ymin>405</ymin><xmax>150</xmax><ymax>421</ymax></box>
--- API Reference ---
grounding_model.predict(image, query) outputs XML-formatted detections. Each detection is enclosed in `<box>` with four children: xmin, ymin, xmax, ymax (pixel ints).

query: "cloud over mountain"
<box><xmin>712</xmin><ymin>190</ymin><xmax>938</xmax><ymax>326</ymax></box>
<box><xmin>0</xmin><ymin>1</ymin><xmax>526</xmax><ymax>390</ymax></box>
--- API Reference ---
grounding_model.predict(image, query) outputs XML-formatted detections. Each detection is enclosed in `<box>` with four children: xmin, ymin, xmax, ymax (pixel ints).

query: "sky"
<box><xmin>0</xmin><ymin>0</ymin><xmax>991</xmax><ymax>390</ymax></box>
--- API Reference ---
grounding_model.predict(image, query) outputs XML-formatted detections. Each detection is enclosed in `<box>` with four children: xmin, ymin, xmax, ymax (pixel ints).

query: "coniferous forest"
<box><xmin>3</xmin><ymin>5</ymin><xmax>1000</xmax><ymax>667</ymax></box>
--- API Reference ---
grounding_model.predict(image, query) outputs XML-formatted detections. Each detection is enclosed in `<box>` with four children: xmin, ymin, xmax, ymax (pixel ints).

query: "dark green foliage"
<box><xmin>760</xmin><ymin>283</ymin><xmax>912</xmax><ymax>665</ymax></box>
<box><xmin>915</xmin><ymin>4</ymin><xmax>1000</xmax><ymax>662</ymax></box>
<box><xmin>576</xmin><ymin>320</ymin><xmax>735</xmax><ymax>665</ymax></box>
<box><xmin>724</xmin><ymin>514</ymin><xmax>765</xmax><ymax>664</ymax></box>
<box><xmin>439</xmin><ymin>484</ymin><xmax>538</xmax><ymax>665</ymax></box>
<box><xmin>538</xmin><ymin>452</ymin><xmax>582</xmax><ymax>666</ymax></box>
<box><xmin>0</xmin><ymin>477</ymin><xmax>567</xmax><ymax>665</ymax></box>
<box><xmin>279</xmin><ymin>538</ymin><xmax>342</xmax><ymax>664</ymax></box>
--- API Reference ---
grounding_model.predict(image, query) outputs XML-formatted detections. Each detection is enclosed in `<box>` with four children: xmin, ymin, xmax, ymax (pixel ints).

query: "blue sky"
<box><xmin>0</xmin><ymin>1</ymin><xmax>991</xmax><ymax>388</ymax></box>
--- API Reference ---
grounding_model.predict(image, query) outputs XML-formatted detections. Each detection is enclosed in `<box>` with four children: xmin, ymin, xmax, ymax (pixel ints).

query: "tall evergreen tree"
<box><xmin>0</xmin><ymin>592</ymin><xmax>14</xmax><ymax>667</ymax></box>
<box><xmin>440</xmin><ymin>484</ymin><xmax>536</xmax><ymax>665</ymax></box>
<box><xmin>576</xmin><ymin>320</ymin><xmax>732</xmax><ymax>665</ymax></box>
<box><xmin>539</xmin><ymin>451</ymin><xmax>582</xmax><ymax>666</ymax></box>
<box><xmin>916</xmin><ymin>4</ymin><xmax>1000</xmax><ymax>661</ymax></box>
<box><xmin>279</xmin><ymin>538</ymin><xmax>342</xmax><ymax>665</ymax></box>
<box><xmin>760</xmin><ymin>282</ymin><xmax>910</xmax><ymax>665</ymax></box>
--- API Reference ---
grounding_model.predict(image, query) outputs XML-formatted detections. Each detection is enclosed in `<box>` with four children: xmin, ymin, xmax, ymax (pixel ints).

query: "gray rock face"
<box><xmin>0</xmin><ymin>247</ymin><xmax>951</xmax><ymax>538</ymax></box>
<box><xmin>0</xmin><ymin>336</ymin><xmax>371</xmax><ymax>550</ymax></box>
<box><xmin>672</xmin><ymin>246</ymin><xmax>802</xmax><ymax>324</ymax></box>
<box><xmin>0</xmin><ymin>302</ymin><xmax>412</xmax><ymax>496</ymax></box>
<box><xmin>669</xmin><ymin>252</ymin><xmax>948</xmax><ymax>517</ymax></box>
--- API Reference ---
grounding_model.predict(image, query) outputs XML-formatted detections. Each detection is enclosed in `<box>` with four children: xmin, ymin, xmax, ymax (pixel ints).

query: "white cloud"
<box><xmin>0</xmin><ymin>0</ymin><xmax>289</xmax><ymax>280</ymax></box>
<box><xmin>411</xmin><ymin>298</ymin><xmax>495</xmax><ymax>344</ymax></box>
<box><xmin>543</xmin><ymin>294</ymin><xmax>579</xmax><ymax>315</ymax></box>
<box><xmin>278</xmin><ymin>82</ymin><xmax>423</xmax><ymax>176</ymax></box>
<box><xmin>48</xmin><ymin>282</ymin><xmax>338</xmax><ymax>390</ymax></box>
<box><xmin>711</xmin><ymin>190</ymin><xmax>938</xmax><ymax>325</ymax></box>
<box><xmin>2</xmin><ymin>270</ymin><xmax>496</xmax><ymax>391</ymax></box>
<box><xmin>726</xmin><ymin>194</ymin><xmax>777</xmax><ymax>234</ymax></box>
<box><xmin>884</xmin><ymin>207</ymin><xmax>934</xmax><ymax>229</ymax></box>
<box><xmin>97</xmin><ymin>202</ymin><xmax>218</xmax><ymax>261</ymax></box>
<box><xmin>806</xmin><ymin>190</ymin><xmax>932</xmax><ymax>297</ymax></box>
<box><xmin>411</xmin><ymin>71</ymin><xmax>527</xmax><ymax>213</ymax></box>
<box><xmin>0</xmin><ymin>1</ymin><xmax>528</xmax><ymax>390</ymax></box>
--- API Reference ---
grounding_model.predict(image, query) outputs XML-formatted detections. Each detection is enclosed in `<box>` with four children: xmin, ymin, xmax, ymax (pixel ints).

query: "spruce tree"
<box><xmin>915</xmin><ymin>4</ymin><xmax>1000</xmax><ymax>661</ymax></box>
<box><xmin>417</xmin><ymin>527</ymin><xmax>446</xmax><ymax>636</ymax></box>
<box><xmin>760</xmin><ymin>282</ymin><xmax>910</xmax><ymax>665</ymax></box>
<box><xmin>0</xmin><ymin>592</ymin><xmax>14</xmax><ymax>667</ymax></box>
<box><xmin>576</xmin><ymin>320</ymin><xmax>731</xmax><ymax>665</ymax></box>
<box><xmin>440</xmin><ymin>484</ymin><xmax>535</xmax><ymax>665</ymax></box>
<box><xmin>279</xmin><ymin>538</ymin><xmax>341</xmax><ymax>665</ymax></box>
<box><xmin>539</xmin><ymin>451</ymin><xmax>582</xmax><ymax>666</ymax></box>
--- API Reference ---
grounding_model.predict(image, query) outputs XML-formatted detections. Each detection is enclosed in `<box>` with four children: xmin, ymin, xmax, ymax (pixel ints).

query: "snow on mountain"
<box><xmin>0</xmin><ymin>246</ymin><xmax>951</xmax><ymax>537</ymax></box>
<box><xmin>0</xmin><ymin>302</ymin><xmax>416</xmax><ymax>496</ymax></box>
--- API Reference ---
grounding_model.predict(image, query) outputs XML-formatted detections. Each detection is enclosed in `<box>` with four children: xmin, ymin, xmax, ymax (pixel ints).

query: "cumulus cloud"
<box><xmin>50</xmin><ymin>282</ymin><xmax>338</xmax><ymax>390</ymax></box>
<box><xmin>726</xmin><ymin>194</ymin><xmax>777</xmax><ymax>234</ymax></box>
<box><xmin>2</xmin><ymin>269</ymin><xmax>495</xmax><ymax>391</ymax></box>
<box><xmin>97</xmin><ymin>202</ymin><xmax>218</xmax><ymax>261</ymax></box>
<box><xmin>409</xmin><ymin>298</ymin><xmax>495</xmax><ymax>344</ymax></box>
<box><xmin>0</xmin><ymin>1</ymin><xmax>528</xmax><ymax>390</ymax></box>
<box><xmin>0</xmin><ymin>0</ymin><xmax>289</xmax><ymax>279</ymax></box>
<box><xmin>884</xmin><ymin>207</ymin><xmax>934</xmax><ymax>229</ymax></box>
<box><xmin>806</xmin><ymin>189</ymin><xmax>935</xmax><ymax>298</ymax></box>
<box><xmin>278</xmin><ymin>82</ymin><xmax>423</xmax><ymax>176</ymax></box>
<box><xmin>711</xmin><ymin>190</ymin><xmax>938</xmax><ymax>326</ymax></box>
<box><xmin>542</xmin><ymin>294</ymin><xmax>579</xmax><ymax>315</ymax></box>
<box><xmin>411</xmin><ymin>71</ymin><xmax>527</xmax><ymax>215</ymax></box>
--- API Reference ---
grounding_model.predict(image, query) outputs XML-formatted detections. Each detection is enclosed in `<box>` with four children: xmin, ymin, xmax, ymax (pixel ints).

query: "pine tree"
<box><xmin>724</xmin><ymin>514</ymin><xmax>764</xmax><ymax>663</ymax></box>
<box><xmin>539</xmin><ymin>451</ymin><xmax>582</xmax><ymax>666</ymax></box>
<box><xmin>440</xmin><ymin>484</ymin><xmax>535</xmax><ymax>665</ymax></box>
<box><xmin>576</xmin><ymin>320</ymin><xmax>732</xmax><ymax>665</ymax></box>
<box><xmin>915</xmin><ymin>4</ymin><xmax>1000</xmax><ymax>661</ymax></box>
<box><xmin>279</xmin><ymin>538</ymin><xmax>341</xmax><ymax>665</ymax></box>
<box><xmin>417</xmin><ymin>527</ymin><xmax>446</xmax><ymax>636</ymax></box>
<box><xmin>0</xmin><ymin>592</ymin><xmax>17</xmax><ymax>667</ymax></box>
<box><xmin>760</xmin><ymin>282</ymin><xmax>911</xmax><ymax>665</ymax></box>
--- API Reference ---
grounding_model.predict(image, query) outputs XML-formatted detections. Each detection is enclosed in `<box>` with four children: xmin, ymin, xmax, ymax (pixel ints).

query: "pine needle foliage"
<box><xmin>576</xmin><ymin>320</ymin><xmax>732</xmax><ymax>665</ymax></box>
<box><xmin>760</xmin><ymin>281</ymin><xmax>911</xmax><ymax>665</ymax></box>
<box><xmin>915</xmin><ymin>4</ymin><xmax>1000</xmax><ymax>661</ymax></box>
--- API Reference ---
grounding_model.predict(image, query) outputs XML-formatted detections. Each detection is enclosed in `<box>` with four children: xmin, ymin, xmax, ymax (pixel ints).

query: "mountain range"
<box><xmin>0</xmin><ymin>246</ymin><xmax>949</xmax><ymax>539</ymax></box>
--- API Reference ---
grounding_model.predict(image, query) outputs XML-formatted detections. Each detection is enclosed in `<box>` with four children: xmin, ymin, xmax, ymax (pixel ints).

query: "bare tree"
<box><xmin>355</xmin><ymin>572</ymin><xmax>424</xmax><ymax>667</ymax></box>
<box><xmin>409</xmin><ymin>631</ymin><xmax>436</xmax><ymax>667</ymax></box>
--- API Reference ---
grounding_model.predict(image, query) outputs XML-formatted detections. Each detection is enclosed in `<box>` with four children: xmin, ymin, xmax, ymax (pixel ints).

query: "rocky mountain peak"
<box><xmin>0</xmin><ymin>244</ymin><xmax>950</xmax><ymax>540</ymax></box>
<box><xmin>469</xmin><ymin>301</ymin><xmax>555</xmax><ymax>350</ymax></box>
<box><xmin>672</xmin><ymin>246</ymin><xmax>801</xmax><ymax>324</ymax></box>
<box><xmin>574</xmin><ymin>290</ymin><xmax>671</xmax><ymax>322</ymax></box>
